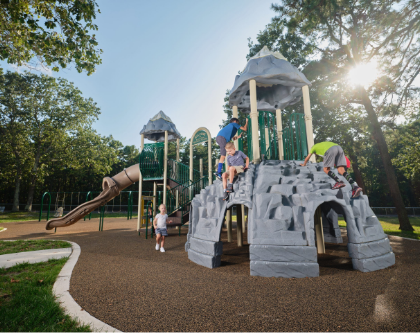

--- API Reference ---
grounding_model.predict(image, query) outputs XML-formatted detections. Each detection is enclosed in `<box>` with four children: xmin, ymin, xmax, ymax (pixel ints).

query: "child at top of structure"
<box><xmin>215</xmin><ymin>117</ymin><xmax>248</xmax><ymax>180</ymax></box>
<box><xmin>153</xmin><ymin>204</ymin><xmax>172</xmax><ymax>253</ymax></box>
<box><xmin>300</xmin><ymin>141</ymin><xmax>362</xmax><ymax>198</ymax></box>
<box><xmin>222</xmin><ymin>142</ymin><xmax>249</xmax><ymax>201</ymax></box>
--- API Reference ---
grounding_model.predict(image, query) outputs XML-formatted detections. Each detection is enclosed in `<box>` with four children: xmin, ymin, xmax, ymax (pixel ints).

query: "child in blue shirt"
<box><xmin>215</xmin><ymin>117</ymin><xmax>248</xmax><ymax>180</ymax></box>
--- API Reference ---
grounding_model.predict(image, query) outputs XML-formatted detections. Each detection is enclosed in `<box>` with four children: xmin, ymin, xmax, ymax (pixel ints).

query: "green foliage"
<box><xmin>0</xmin><ymin>239</ymin><xmax>71</xmax><ymax>255</ymax></box>
<box><xmin>243</xmin><ymin>0</ymin><xmax>420</xmax><ymax>229</ymax></box>
<box><xmin>0</xmin><ymin>259</ymin><xmax>90</xmax><ymax>331</ymax></box>
<box><xmin>0</xmin><ymin>0</ymin><xmax>102</xmax><ymax>75</ymax></box>
<box><xmin>0</xmin><ymin>71</ymin><xmax>139</xmax><ymax>208</ymax></box>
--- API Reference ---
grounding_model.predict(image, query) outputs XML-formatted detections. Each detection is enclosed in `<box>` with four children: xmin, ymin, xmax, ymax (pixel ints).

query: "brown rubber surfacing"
<box><xmin>2</xmin><ymin>218</ymin><xmax>420</xmax><ymax>332</ymax></box>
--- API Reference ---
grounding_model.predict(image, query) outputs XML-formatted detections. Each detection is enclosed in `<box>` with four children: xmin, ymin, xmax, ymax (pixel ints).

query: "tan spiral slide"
<box><xmin>45</xmin><ymin>164</ymin><xmax>140</xmax><ymax>230</ymax></box>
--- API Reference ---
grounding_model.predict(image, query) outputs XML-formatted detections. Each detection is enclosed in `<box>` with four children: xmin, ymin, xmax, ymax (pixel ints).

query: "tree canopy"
<box><xmin>0</xmin><ymin>0</ymin><xmax>102</xmax><ymax>75</ymax></box>
<box><xmin>244</xmin><ymin>0</ymin><xmax>420</xmax><ymax>230</ymax></box>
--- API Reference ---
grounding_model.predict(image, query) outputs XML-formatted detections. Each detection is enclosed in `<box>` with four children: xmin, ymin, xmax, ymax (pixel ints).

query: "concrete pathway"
<box><xmin>0</xmin><ymin>247</ymin><xmax>72</xmax><ymax>269</ymax></box>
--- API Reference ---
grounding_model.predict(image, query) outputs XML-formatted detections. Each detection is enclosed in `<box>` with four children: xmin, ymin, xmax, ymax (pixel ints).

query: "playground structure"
<box><xmin>43</xmin><ymin>46</ymin><xmax>395</xmax><ymax>279</ymax></box>
<box><xmin>45</xmin><ymin>111</ymin><xmax>213</xmax><ymax>233</ymax></box>
<box><xmin>185</xmin><ymin>46</ymin><xmax>395</xmax><ymax>278</ymax></box>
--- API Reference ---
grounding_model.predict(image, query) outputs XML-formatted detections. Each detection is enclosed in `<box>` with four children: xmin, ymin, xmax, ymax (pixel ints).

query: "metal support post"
<box><xmin>302</xmin><ymin>85</ymin><xmax>316</xmax><ymax>162</ymax></box>
<box><xmin>236</xmin><ymin>205</ymin><xmax>243</xmax><ymax>247</ymax></box>
<box><xmin>226</xmin><ymin>208</ymin><xmax>232</xmax><ymax>242</ymax></box>
<box><xmin>276</xmin><ymin>108</ymin><xmax>284</xmax><ymax>160</ymax></box>
<box><xmin>137</xmin><ymin>134</ymin><xmax>144</xmax><ymax>233</ymax></box>
<box><xmin>163</xmin><ymin>131</ymin><xmax>168</xmax><ymax>206</ymax></box>
<box><xmin>249</xmin><ymin>79</ymin><xmax>260</xmax><ymax>163</ymax></box>
<box><xmin>232</xmin><ymin>105</ymin><xmax>239</xmax><ymax>150</ymax></box>
<box><xmin>314</xmin><ymin>206</ymin><xmax>325</xmax><ymax>254</ymax></box>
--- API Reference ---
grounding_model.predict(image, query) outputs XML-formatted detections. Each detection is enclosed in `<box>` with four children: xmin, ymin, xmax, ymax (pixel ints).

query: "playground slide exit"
<box><xmin>45</xmin><ymin>164</ymin><xmax>140</xmax><ymax>230</ymax></box>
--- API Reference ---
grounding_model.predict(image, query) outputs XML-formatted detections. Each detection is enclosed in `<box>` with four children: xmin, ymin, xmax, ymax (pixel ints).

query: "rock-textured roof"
<box><xmin>140</xmin><ymin>111</ymin><xmax>181</xmax><ymax>142</ymax></box>
<box><xmin>229</xmin><ymin>46</ymin><xmax>311</xmax><ymax>113</ymax></box>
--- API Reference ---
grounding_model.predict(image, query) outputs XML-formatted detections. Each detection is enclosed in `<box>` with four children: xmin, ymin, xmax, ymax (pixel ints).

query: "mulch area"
<box><xmin>1</xmin><ymin>217</ymin><xmax>420</xmax><ymax>332</ymax></box>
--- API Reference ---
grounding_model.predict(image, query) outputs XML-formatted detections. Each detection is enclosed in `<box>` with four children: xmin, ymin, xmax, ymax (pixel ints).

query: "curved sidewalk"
<box><xmin>53</xmin><ymin>241</ymin><xmax>120</xmax><ymax>332</ymax></box>
<box><xmin>0</xmin><ymin>247</ymin><xmax>71</xmax><ymax>269</ymax></box>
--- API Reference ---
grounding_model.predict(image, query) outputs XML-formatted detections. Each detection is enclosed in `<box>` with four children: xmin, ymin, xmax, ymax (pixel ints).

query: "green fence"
<box><xmin>139</xmin><ymin>142</ymin><xmax>164</xmax><ymax>180</ymax></box>
<box><xmin>240</xmin><ymin>112</ymin><xmax>307</xmax><ymax>161</ymax></box>
<box><xmin>283</xmin><ymin>113</ymin><xmax>308</xmax><ymax>160</ymax></box>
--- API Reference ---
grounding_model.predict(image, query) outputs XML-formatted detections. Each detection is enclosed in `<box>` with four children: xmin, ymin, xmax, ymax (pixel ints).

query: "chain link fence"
<box><xmin>371</xmin><ymin>207</ymin><xmax>420</xmax><ymax>217</ymax></box>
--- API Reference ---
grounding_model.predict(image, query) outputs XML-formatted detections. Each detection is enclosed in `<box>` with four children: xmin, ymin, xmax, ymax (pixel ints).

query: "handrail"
<box><xmin>38</xmin><ymin>192</ymin><xmax>51</xmax><ymax>222</ymax></box>
<box><xmin>167</xmin><ymin>159</ymin><xmax>201</xmax><ymax>185</ymax></box>
<box><xmin>83</xmin><ymin>191</ymin><xmax>93</xmax><ymax>221</ymax></box>
<box><xmin>166</xmin><ymin>176</ymin><xmax>209</xmax><ymax>217</ymax></box>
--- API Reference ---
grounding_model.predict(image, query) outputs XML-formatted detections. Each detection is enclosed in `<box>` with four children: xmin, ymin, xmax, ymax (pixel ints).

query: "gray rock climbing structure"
<box><xmin>186</xmin><ymin>160</ymin><xmax>395</xmax><ymax>278</ymax></box>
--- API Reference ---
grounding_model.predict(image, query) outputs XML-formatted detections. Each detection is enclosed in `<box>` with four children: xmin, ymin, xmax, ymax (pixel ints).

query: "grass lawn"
<box><xmin>0</xmin><ymin>227</ymin><xmax>3</xmax><ymax>231</ymax></box>
<box><xmin>338</xmin><ymin>216</ymin><xmax>420</xmax><ymax>240</ymax></box>
<box><xmin>0</xmin><ymin>240</ymin><xmax>71</xmax><ymax>255</ymax></box>
<box><xmin>0</xmin><ymin>211</ymin><xmax>137</xmax><ymax>223</ymax></box>
<box><xmin>0</xmin><ymin>258</ymin><xmax>90</xmax><ymax>331</ymax></box>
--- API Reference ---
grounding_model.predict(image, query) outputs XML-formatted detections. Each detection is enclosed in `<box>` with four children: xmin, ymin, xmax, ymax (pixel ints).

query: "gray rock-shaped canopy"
<box><xmin>229</xmin><ymin>46</ymin><xmax>311</xmax><ymax>113</ymax></box>
<box><xmin>140</xmin><ymin>111</ymin><xmax>181</xmax><ymax>142</ymax></box>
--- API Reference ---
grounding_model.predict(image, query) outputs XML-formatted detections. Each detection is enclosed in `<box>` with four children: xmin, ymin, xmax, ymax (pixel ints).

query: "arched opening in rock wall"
<box><xmin>218</xmin><ymin>203</ymin><xmax>252</xmax><ymax>267</ymax></box>
<box><xmin>314</xmin><ymin>200</ymin><xmax>353</xmax><ymax>271</ymax></box>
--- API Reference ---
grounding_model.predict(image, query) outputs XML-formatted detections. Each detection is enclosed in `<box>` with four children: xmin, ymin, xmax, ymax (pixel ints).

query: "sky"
<box><xmin>3</xmin><ymin>0</ymin><xmax>277</xmax><ymax>147</ymax></box>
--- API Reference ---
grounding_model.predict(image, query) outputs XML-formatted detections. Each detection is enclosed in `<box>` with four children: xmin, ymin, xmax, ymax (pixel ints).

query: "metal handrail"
<box><xmin>167</xmin><ymin>159</ymin><xmax>201</xmax><ymax>185</ymax></box>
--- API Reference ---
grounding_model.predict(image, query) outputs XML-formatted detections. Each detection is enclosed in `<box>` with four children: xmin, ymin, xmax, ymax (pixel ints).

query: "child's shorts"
<box><xmin>155</xmin><ymin>228</ymin><xmax>168</xmax><ymax>236</ymax></box>
<box><xmin>324</xmin><ymin>145</ymin><xmax>347</xmax><ymax>168</ymax></box>
<box><xmin>216</xmin><ymin>135</ymin><xmax>227</xmax><ymax>156</ymax></box>
<box><xmin>230</xmin><ymin>166</ymin><xmax>244</xmax><ymax>174</ymax></box>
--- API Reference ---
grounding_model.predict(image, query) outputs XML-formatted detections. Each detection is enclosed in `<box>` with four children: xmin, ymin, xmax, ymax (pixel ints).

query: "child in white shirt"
<box><xmin>153</xmin><ymin>204</ymin><xmax>172</xmax><ymax>252</ymax></box>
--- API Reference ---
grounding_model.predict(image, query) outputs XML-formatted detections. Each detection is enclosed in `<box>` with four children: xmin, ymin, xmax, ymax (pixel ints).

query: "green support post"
<box><xmin>127</xmin><ymin>192</ymin><xmax>132</xmax><ymax>220</ymax></box>
<box><xmin>39</xmin><ymin>192</ymin><xmax>51</xmax><ymax>222</ymax></box>
<box><xmin>84</xmin><ymin>192</ymin><xmax>93</xmax><ymax>221</ymax></box>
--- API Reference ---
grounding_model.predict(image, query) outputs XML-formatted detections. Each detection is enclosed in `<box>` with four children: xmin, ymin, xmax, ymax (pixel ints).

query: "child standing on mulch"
<box><xmin>153</xmin><ymin>204</ymin><xmax>172</xmax><ymax>253</ymax></box>
<box><xmin>300</xmin><ymin>141</ymin><xmax>362</xmax><ymax>198</ymax></box>
<box><xmin>222</xmin><ymin>142</ymin><xmax>249</xmax><ymax>201</ymax></box>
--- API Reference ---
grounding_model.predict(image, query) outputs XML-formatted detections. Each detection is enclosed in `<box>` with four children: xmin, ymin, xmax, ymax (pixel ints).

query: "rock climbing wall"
<box><xmin>186</xmin><ymin>161</ymin><xmax>395</xmax><ymax>278</ymax></box>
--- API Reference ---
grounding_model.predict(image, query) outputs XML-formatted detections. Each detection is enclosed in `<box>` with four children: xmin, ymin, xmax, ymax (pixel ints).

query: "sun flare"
<box><xmin>348</xmin><ymin>60</ymin><xmax>379</xmax><ymax>87</ymax></box>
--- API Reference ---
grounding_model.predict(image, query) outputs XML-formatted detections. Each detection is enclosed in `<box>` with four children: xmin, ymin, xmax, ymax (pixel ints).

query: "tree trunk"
<box><xmin>12</xmin><ymin>170</ymin><xmax>21</xmax><ymax>212</ymax></box>
<box><xmin>360</xmin><ymin>87</ymin><xmax>414</xmax><ymax>231</ymax></box>
<box><xmin>25</xmin><ymin>148</ymin><xmax>41</xmax><ymax>212</ymax></box>
<box><xmin>347</xmin><ymin>152</ymin><xmax>366</xmax><ymax>194</ymax></box>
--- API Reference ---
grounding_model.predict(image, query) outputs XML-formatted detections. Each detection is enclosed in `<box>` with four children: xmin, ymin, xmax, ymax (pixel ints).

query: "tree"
<box><xmin>0</xmin><ymin>71</ymin><xmax>101</xmax><ymax>211</ymax></box>
<box><xmin>392</xmin><ymin>119</ymin><xmax>420</xmax><ymax>206</ymax></box>
<box><xmin>0</xmin><ymin>71</ymin><xmax>33</xmax><ymax>211</ymax></box>
<box><xmin>0</xmin><ymin>0</ymin><xmax>102</xmax><ymax>75</ymax></box>
<box><xmin>247</xmin><ymin>1</ymin><xmax>420</xmax><ymax>231</ymax></box>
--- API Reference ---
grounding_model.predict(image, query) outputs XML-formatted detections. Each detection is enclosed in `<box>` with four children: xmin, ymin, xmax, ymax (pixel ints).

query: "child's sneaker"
<box><xmin>160</xmin><ymin>247</ymin><xmax>165</xmax><ymax>252</ymax></box>
<box><xmin>214</xmin><ymin>172</ymin><xmax>222</xmax><ymax>181</ymax></box>
<box><xmin>223</xmin><ymin>191</ymin><xmax>229</xmax><ymax>201</ymax></box>
<box><xmin>351</xmin><ymin>186</ymin><xmax>362</xmax><ymax>198</ymax></box>
<box><xmin>226</xmin><ymin>183</ymin><xmax>234</xmax><ymax>193</ymax></box>
<box><xmin>155</xmin><ymin>244</ymin><xmax>159</xmax><ymax>251</ymax></box>
<box><xmin>332</xmin><ymin>181</ymin><xmax>346</xmax><ymax>190</ymax></box>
